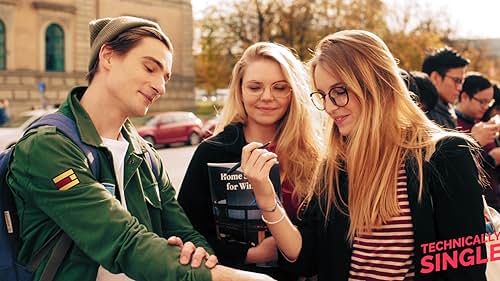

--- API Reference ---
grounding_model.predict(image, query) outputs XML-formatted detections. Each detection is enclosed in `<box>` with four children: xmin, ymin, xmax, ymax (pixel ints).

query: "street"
<box><xmin>156</xmin><ymin>144</ymin><xmax>197</xmax><ymax>195</ymax></box>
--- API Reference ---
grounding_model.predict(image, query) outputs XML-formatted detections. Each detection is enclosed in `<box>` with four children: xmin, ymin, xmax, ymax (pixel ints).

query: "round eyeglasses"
<box><xmin>310</xmin><ymin>85</ymin><xmax>349</xmax><ymax>110</ymax></box>
<box><xmin>243</xmin><ymin>81</ymin><xmax>292</xmax><ymax>98</ymax></box>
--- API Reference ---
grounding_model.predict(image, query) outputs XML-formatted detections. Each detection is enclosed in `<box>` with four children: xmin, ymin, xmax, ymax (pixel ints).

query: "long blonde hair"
<box><xmin>308</xmin><ymin>30</ymin><xmax>479</xmax><ymax>240</ymax></box>
<box><xmin>214</xmin><ymin>42</ymin><xmax>323</xmax><ymax>201</ymax></box>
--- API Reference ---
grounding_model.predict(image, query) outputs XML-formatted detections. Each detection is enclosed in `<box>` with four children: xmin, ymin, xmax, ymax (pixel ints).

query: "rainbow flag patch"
<box><xmin>52</xmin><ymin>169</ymin><xmax>80</xmax><ymax>191</ymax></box>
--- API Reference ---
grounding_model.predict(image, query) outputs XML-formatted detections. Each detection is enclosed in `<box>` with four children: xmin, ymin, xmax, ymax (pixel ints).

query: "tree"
<box><xmin>381</xmin><ymin>1</ymin><xmax>452</xmax><ymax>71</ymax></box>
<box><xmin>194</xmin><ymin>7</ymin><xmax>235</xmax><ymax>96</ymax></box>
<box><xmin>194</xmin><ymin>0</ymin><xmax>457</xmax><ymax>91</ymax></box>
<box><xmin>449</xmin><ymin>40</ymin><xmax>500</xmax><ymax>82</ymax></box>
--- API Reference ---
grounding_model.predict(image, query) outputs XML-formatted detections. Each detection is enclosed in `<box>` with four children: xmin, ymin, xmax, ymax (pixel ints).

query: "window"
<box><xmin>0</xmin><ymin>20</ymin><xmax>5</xmax><ymax>70</ymax></box>
<box><xmin>45</xmin><ymin>23</ymin><xmax>64</xmax><ymax>71</ymax></box>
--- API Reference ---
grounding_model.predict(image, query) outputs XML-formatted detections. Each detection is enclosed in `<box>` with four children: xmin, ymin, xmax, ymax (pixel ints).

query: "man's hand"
<box><xmin>471</xmin><ymin>121</ymin><xmax>499</xmax><ymax>146</ymax></box>
<box><xmin>166</xmin><ymin>236</ymin><xmax>218</xmax><ymax>269</ymax></box>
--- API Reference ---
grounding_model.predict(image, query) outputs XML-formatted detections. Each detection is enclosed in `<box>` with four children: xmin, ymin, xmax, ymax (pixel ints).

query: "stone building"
<box><xmin>0</xmin><ymin>0</ymin><xmax>194</xmax><ymax>114</ymax></box>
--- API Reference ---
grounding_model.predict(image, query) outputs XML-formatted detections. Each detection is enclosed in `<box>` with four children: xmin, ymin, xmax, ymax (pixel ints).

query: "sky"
<box><xmin>191</xmin><ymin>0</ymin><xmax>500</xmax><ymax>39</ymax></box>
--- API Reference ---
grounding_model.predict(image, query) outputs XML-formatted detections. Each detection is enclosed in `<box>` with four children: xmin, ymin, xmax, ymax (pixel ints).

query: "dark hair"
<box><xmin>481</xmin><ymin>84</ymin><xmax>500</xmax><ymax>121</ymax></box>
<box><xmin>400</xmin><ymin>69</ymin><xmax>424</xmax><ymax>108</ymax></box>
<box><xmin>493</xmin><ymin>84</ymin><xmax>500</xmax><ymax>107</ymax></box>
<box><xmin>399</xmin><ymin>68</ymin><xmax>418</xmax><ymax>94</ymax></box>
<box><xmin>421</xmin><ymin>47</ymin><xmax>469</xmax><ymax>78</ymax></box>
<box><xmin>86</xmin><ymin>26</ymin><xmax>173</xmax><ymax>83</ymax></box>
<box><xmin>459</xmin><ymin>72</ymin><xmax>491</xmax><ymax>101</ymax></box>
<box><xmin>409</xmin><ymin>71</ymin><xmax>439</xmax><ymax>111</ymax></box>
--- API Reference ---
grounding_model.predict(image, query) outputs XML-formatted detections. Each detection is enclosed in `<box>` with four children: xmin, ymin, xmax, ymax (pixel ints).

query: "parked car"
<box><xmin>0</xmin><ymin>109</ymin><xmax>56</xmax><ymax>150</ymax></box>
<box><xmin>137</xmin><ymin>111</ymin><xmax>203</xmax><ymax>147</ymax></box>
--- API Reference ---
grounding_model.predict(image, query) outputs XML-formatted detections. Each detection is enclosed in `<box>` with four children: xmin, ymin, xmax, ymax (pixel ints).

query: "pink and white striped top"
<box><xmin>349</xmin><ymin>166</ymin><xmax>415</xmax><ymax>281</ymax></box>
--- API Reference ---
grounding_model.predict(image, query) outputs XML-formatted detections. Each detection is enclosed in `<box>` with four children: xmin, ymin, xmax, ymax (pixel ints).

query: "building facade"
<box><xmin>0</xmin><ymin>0</ymin><xmax>195</xmax><ymax>113</ymax></box>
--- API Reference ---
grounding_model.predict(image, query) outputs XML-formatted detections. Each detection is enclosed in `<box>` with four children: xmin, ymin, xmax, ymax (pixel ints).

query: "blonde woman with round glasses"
<box><xmin>178</xmin><ymin>42</ymin><xmax>322</xmax><ymax>280</ymax></box>
<box><xmin>242</xmin><ymin>30</ymin><xmax>487</xmax><ymax>281</ymax></box>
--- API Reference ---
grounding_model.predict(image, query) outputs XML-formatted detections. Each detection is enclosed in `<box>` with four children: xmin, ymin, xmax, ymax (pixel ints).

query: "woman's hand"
<box><xmin>240</xmin><ymin>142</ymin><xmax>302</xmax><ymax>262</ymax></box>
<box><xmin>240</xmin><ymin>142</ymin><xmax>278</xmax><ymax>204</ymax></box>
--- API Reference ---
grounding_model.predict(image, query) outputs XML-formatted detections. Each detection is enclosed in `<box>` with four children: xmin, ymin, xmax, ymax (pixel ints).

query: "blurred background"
<box><xmin>1</xmin><ymin>0</ymin><xmax>500</xmax><ymax>118</ymax></box>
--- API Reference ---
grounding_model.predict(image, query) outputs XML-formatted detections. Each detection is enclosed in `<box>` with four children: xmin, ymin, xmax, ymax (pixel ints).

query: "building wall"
<box><xmin>0</xmin><ymin>0</ymin><xmax>195</xmax><ymax>114</ymax></box>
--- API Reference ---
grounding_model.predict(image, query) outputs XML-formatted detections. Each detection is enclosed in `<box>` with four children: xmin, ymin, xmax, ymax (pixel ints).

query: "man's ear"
<box><xmin>429</xmin><ymin>71</ymin><xmax>442</xmax><ymax>86</ymax></box>
<box><xmin>459</xmin><ymin>92</ymin><xmax>469</xmax><ymax>103</ymax></box>
<box><xmin>98</xmin><ymin>44</ymin><xmax>113</xmax><ymax>71</ymax></box>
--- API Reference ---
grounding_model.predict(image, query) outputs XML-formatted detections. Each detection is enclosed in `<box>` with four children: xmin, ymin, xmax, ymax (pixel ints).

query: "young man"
<box><xmin>456</xmin><ymin>73</ymin><xmax>500</xmax><ymax>211</ymax></box>
<box><xmin>422</xmin><ymin>47</ymin><xmax>469</xmax><ymax>129</ymax></box>
<box><xmin>456</xmin><ymin>73</ymin><xmax>494</xmax><ymax>130</ymax></box>
<box><xmin>7</xmin><ymin>16</ymin><xmax>274</xmax><ymax>281</ymax></box>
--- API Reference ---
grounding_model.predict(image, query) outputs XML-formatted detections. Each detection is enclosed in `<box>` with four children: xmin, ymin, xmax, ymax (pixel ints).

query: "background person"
<box><xmin>410</xmin><ymin>71</ymin><xmax>439</xmax><ymax>113</ymax></box>
<box><xmin>456</xmin><ymin>74</ymin><xmax>500</xmax><ymax>212</ymax></box>
<box><xmin>422</xmin><ymin>47</ymin><xmax>469</xmax><ymax>129</ymax></box>
<box><xmin>482</xmin><ymin>84</ymin><xmax>500</xmax><ymax>122</ymax></box>
<box><xmin>400</xmin><ymin>69</ymin><xmax>439</xmax><ymax>113</ymax></box>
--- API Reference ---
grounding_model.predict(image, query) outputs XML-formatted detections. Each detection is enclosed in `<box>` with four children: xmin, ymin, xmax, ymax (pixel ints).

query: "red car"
<box><xmin>137</xmin><ymin>112</ymin><xmax>203</xmax><ymax>147</ymax></box>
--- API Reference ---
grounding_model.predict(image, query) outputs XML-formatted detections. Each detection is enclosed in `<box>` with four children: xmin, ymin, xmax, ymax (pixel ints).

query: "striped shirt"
<box><xmin>349</xmin><ymin>166</ymin><xmax>415</xmax><ymax>281</ymax></box>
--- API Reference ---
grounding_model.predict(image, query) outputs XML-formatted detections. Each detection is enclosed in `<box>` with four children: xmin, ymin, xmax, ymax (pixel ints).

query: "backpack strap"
<box><xmin>143</xmin><ymin>141</ymin><xmax>160</xmax><ymax>179</ymax></box>
<box><xmin>38</xmin><ymin>232</ymin><xmax>73</xmax><ymax>281</ymax></box>
<box><xmin>25</xmin><ymin>229</ymin><xmax>64</xmax><ymax>272</ymax></box>
<box><xmin>27</xmin><ymin>113</ymin><xmax>100</xmax><ymax>178</ymax></box>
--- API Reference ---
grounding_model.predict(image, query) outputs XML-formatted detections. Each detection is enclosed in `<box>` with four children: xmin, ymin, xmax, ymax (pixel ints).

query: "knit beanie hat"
<box><xmin>88</xmin><ymin>16</ymin><xmax>170</xmax><ymax>71</ymax></box>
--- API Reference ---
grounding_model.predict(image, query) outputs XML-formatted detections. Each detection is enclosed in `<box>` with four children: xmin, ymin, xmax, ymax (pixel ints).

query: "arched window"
<box><xmin>45</xmin><ymin>23</ymin><xmax>64</xmax><ymax>71</ymax></box>
<box><xmin>0</xmin><ymin>20</ymin><xmax>5</xmax><ymax>70</ymax></box>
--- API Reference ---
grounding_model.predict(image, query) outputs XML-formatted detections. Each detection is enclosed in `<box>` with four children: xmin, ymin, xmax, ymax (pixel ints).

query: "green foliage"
<box><xmin>193</xmin><ymin>101</ymin><xmax>223</xmax><ymax>119</ymax></box>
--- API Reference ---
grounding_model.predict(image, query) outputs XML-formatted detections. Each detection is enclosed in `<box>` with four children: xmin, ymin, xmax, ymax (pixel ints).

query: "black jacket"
<box><xmin>178</xmin><ymin>123</ymin><xmax>297</xmax><ymax>280</ymax></box>
<box><xmin>427</xmin><ymin>99</ymin><xmax>457</xmax><ymax>129</ymax></box>
<box><xmin>280</xmin><ymin>137</ymin><xmax>487</xmax><ymax>281</ymax></box>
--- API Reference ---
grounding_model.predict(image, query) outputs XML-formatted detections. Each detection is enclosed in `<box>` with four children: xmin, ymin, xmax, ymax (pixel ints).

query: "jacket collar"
<box><xmin>58</xmin><ymin>86</ymin><xmax>146</xmax><ymax>155</ymax></box>
<box><xmin>207</xmin><ymin>122</ymin><xmax>247</xmax><ymax>154</ymax></box>
<box><xmin>455</xmin><ymin>110</ymin><xmax>475</xmax><ymax>126</ymax></box>
<box><xmin>434</xmin><ymin>98</ymin><xmax>451</xmax><ymax>114</ymax></box>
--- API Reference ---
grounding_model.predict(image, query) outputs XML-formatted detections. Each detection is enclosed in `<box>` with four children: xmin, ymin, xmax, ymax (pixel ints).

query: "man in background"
<box><xmin>422</xmin><ymin>47</ymin><xmax>469</xmax><ymax>129</ymax></box>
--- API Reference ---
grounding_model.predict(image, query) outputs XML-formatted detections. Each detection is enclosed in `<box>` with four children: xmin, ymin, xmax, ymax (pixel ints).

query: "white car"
<box><xmin>0</xmin><ymin>109</ymin><xmax>56</xmax><ymax>150</ymax></box>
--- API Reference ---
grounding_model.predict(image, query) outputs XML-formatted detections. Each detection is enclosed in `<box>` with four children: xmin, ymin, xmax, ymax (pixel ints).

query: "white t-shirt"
<box><xmin>96</xmin><ymin>134</ymin><xmax>134</xmax><ymax>281</ymax></box>
<box><xmin>101</xmin><ymin>134</ymin><xmax>129</xmax><ymax>208</ymax></box>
